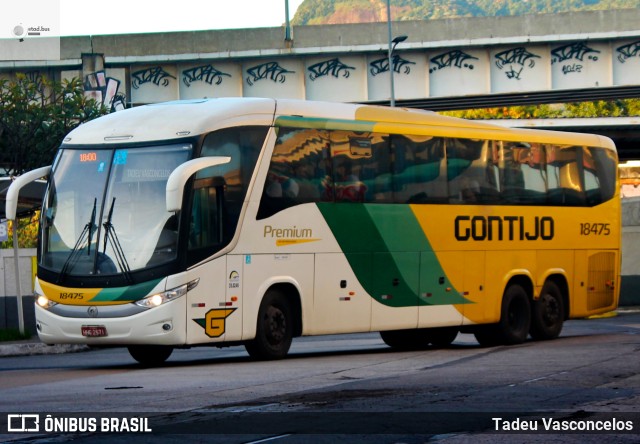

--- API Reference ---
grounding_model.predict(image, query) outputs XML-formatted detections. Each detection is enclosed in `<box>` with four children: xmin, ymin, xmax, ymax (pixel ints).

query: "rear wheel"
<box><xmin>127</xmin><ymin>345</ymin><xmax>173</xmax><ymax>366</ymax></box>
<box><xmin>497</xmin><ymin>283</ymin><xmax>531</xmax><ymax>345</ymax></box>
<box><xmin>473</xmin><ymin>283</ymin><xmax>531</xmax><ymax>346</ymax></box>
<box><xmin>245</xmin><ymin>290</ymin><xmax>293</xmax><ymax>360</ymax></box>
<box><xmin>530</xmin><ymin>280</ymin><xmax>565</xmax><ymax>340</ymax></box>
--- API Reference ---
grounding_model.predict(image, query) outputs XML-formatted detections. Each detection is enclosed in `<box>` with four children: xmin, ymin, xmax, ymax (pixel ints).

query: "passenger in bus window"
<box><xmin>333</xmin><ymin>158</ymin><xmax>367</xmax><ymax>202</ymax></box>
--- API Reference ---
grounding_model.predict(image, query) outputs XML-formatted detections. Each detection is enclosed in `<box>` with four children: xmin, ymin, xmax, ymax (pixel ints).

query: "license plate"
<box><xmin>81</xmin><ymin>325</ymin><xmax>108</xmax><ymax>337</ymax></box>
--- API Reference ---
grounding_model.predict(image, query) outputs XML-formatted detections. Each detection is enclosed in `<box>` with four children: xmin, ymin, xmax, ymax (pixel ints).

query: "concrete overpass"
<box><xmin>1</xmin><ymin>9</ymin><xmax>640</xmax><ymax>158</ymax></box>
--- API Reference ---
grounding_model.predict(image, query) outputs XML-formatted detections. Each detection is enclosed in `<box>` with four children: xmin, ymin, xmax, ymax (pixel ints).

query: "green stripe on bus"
<box><xmin>91</xmin><ymin>278</ymin><xmax>163</xmax><ymax>302</ymax></box>
<box><xmin>316</xmin><ymin>203</ymin><xmax>469</xmax><ymax>307</ymax></box>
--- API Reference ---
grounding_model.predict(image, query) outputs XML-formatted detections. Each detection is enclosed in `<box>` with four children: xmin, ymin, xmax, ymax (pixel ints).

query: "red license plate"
<box><xmin>81</xmin><ymin>325</ymin><xmax>108</xmax><ymax>337</ymax></box>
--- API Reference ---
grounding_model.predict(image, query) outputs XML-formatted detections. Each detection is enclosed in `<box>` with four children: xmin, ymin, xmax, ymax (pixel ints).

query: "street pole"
<box><xmin>285</xmin><ymin>0</ymin><xmax>292</xmax><ymax>43</ymax></box>
<box><xmin>386</xmin><ymin>0</ymin><xmax>395</xmax><ymax>107</ymax></box>
<box><xmin>12</xmin><ymin>219</ymin><xmax>24</xmax><ymax>335</ymax></box>
<box><xmin>6</xmin><ymin>165</ymin><xmax>51</xmax><ymax>336</ymax></box>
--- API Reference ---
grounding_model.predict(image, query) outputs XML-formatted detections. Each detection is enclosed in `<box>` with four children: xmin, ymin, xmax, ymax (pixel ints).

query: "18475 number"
<box><xmin>580</xmin><ymin>223</ymin><xmax>611</xmax><ymax>236</ymax></box>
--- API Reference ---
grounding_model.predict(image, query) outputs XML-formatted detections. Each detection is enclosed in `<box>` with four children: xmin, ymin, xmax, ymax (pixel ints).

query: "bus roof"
<box><xmin>63</xmin><ymin>98</ymin><xmax>615</xmax><ymax>150</ymax></box>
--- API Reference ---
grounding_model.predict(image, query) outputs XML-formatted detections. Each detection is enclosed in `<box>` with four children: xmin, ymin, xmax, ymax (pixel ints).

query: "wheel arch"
<box><xmin>261</xmin><ymin>281</ymin><xmax>303</xmax><ymax>338</ymax></box>
<box><xmin>504</xmin><ymin>272</ymin><xmax>534</xmax><ymax>301</ymax></box>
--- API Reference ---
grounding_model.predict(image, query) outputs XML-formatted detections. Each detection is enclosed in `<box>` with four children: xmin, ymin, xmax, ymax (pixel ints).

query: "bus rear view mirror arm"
<box><xmin>6</xmin><ymin>166</ymin><xmax>52</xmax><ymax>220</ymax></box>
<box><xmin>166</xmin><ymin>157</ymin><xmax>231</xmax><ymax>212</ymax></box>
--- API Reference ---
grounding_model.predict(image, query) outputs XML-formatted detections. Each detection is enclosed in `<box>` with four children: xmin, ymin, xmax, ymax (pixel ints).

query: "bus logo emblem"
<box><xmin>193</xmin><ymin>308</ymin><xmax>236</xmax><ymax>338</ymax></box>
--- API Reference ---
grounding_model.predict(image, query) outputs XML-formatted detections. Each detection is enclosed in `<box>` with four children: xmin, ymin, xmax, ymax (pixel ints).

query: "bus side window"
<box><xmin>585</xmin><ymin>146</ymin><xmax>617</xmax><ymax>205</ymax></box>
<box><xmin>502</xmin><ymin>142</ymin><xmax>548</xmax><ymax>204</ymax></box>
<box><xmin>447</xmin><ymin>138</ymin><xmax>486</xmax><ymax>204</ymax></box>
<box><xmin>546</xmin><ymin>145</ymin><xmax>586</xmax><ymax>206</ymax></box>
<box><xmin>392</xmin><ymin>135</ymin><xmax>447</xmax><ymax>204</ymax></box>
<box><xmin>257</xmin><ymin>128</ymin><xmax>330</xmax><ymax>219</ymax></box>
<box><xmin>189</xmin><ymin>127</ymin><xmax>265</xmax><ymax>264</ymax></box>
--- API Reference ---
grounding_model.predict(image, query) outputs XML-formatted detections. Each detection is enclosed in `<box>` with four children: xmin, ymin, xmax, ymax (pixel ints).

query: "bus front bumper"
<box><xmin>34</xmin><ymin>298</ymin><xmax>187</xmax><ymax>346</ymax></box>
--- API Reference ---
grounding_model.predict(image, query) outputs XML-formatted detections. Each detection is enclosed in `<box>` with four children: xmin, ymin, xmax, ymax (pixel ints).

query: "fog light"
<box><xmin>162</xmin><ymin>323</ymin><xmax>172</xmax><ymax>331</ymax></box>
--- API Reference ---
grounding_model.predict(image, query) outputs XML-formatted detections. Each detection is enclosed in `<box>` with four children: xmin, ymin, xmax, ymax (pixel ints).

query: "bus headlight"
<box><xmin>35</xmin><ymin>293</ymin><xmax>57</xmax><ymax>309</ymax></box>
<box><xmin>134</xmin><ymin>279</ymin><xmax>198</xmax><ymax>308</ymax></box>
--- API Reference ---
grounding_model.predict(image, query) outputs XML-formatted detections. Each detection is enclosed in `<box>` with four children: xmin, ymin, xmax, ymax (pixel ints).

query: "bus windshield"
<box><xmin>40</xmin><ymin>143</ymin><xmax>193</xmax><ymax>278</ymax></box>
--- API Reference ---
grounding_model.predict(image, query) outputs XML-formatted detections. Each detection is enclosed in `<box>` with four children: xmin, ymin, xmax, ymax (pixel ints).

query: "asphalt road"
<box><xmin>1</xmin><ymin>309</ymin><xmax>639</xmax><ymax>443</ymax></box>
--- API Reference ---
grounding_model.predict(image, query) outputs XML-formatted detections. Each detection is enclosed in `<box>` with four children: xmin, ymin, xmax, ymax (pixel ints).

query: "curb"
<box><xmin>0</xmin><ymin>342</ymin><xmax>90</xmax><ymax>358</ymax></box>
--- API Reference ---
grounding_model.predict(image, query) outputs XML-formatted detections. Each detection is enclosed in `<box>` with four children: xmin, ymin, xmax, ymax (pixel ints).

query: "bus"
<box><xmin>8</xmin><ymin>98</ymin><xmax>620</xmax><ymax>365</ymax></box>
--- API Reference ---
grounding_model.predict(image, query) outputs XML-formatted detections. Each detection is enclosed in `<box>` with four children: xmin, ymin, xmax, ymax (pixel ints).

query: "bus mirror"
<box><xmin>166</xmin><ymin>157</ymin><xmax>231</xmax><ymax>212</ymax></box>
<box><xmin>5</xmin><ymin>166</ymin><xmax>51</xmax><ymax>220</ymax></box>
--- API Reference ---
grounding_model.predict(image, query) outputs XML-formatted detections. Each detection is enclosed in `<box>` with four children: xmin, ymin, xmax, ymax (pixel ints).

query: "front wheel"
<box><xmin>127</xmin><ymin>345</ymin><xmax>173</xmax><ymax>366</ymax></box>
<box><xmin>245</xmin><ymin>290</ymin><xmax>293</xmax><ymax>360</ymax></box>
<box><xmin>424</xmin><ymin>327</ymin><xmax>459</xmax><ymax>348</ymax></box>
<box><xmin>530</xmin><ymin>281</ymin><xmax>565</xmax><ymax>340</ymax></box>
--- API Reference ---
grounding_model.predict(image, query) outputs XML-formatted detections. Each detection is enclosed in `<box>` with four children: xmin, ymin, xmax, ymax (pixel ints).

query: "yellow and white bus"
<box><xmin>10</xmin><ymin>98</ymin><xmax>620</xmax><ymax>365</ymax></box>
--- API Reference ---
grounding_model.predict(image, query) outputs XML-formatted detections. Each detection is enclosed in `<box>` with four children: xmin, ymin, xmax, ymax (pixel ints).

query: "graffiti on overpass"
<box><xmin>308</xmin><ymin>58</ymin><xmax>355</xmax><ymax>81</ymax></box>
<box><xmin>182</xmin><ymin>64</ymin><xmax>232</xmax><ymax>87</ymax></box>
<box><xmin>131</xmin><ymin>66</ymin><xmax>176</xmax><ymax>89</ymax></box>
<box><xmin>429</xmin><ymin>50</ymin><xmax>479</xmax><ymax>74</ymax></box>
<box><xmin>84</xmin><ymin>70</ymin><xmax>126</xmax><ymax>111</ymax></box>
<box><xmin>551</xmin><ymin>42</ymin><xmax>601</xmax><ymax>75</ymax></box>
<box><xmin>246</xmin><ymin>62</ymin><xmax>295</xmax><ymax>86</ymax></box>
<box><xmin>494</xmin><ymin>47</ymin><xmax>541</xmax><ymax>81</ymax></box>
<box><xmin>616</xmin><ymin>40</ymin><xmax>640</xmax><ymax>63</ymax></box>
<box><xmin>370</xmin><ymin>54</ymin><xmax>415</xmax><ymax>76</ymax></box>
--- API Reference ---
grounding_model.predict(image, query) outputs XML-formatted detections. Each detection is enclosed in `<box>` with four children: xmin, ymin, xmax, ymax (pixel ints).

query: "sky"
<box><xmin>59</xmin><ymin>0</ymin><xmax>305</xmax><ymax>36</ymax></box>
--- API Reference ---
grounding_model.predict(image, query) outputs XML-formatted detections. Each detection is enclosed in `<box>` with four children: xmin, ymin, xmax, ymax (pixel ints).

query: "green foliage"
<box><xmin>0</xmin><ymin>73</ymin><xmax>108</xmax><ymax>176</ymax></box>
<box><xmin>292</xmin><ymin>0</ymin><xmax>640</xmax><ymax>24</ymax></box>
<box><xmin>0</xmin><ymin>212</ymin><xmax>39</xmax><ymax>249</ymax></box>
<box><xmin>441</xmin><ymin>98</ymin><xmax>640</xmax><ymax>119</ymax></box>
<box><xmin>0</xmin><ymin>328</ymin><xmax>31</xmax><ymax>342</ymax></box>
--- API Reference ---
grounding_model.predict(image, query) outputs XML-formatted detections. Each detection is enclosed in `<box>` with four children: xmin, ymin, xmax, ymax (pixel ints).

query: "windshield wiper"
<box><xmin>57</xmin><ymin>198</ymin><xmax>97</xmax><ymax>282</ymax></box>
<box><xmin>102</xmin><ymin>197</ymin><xmax>132</xmax><ymax>282</ymax></box>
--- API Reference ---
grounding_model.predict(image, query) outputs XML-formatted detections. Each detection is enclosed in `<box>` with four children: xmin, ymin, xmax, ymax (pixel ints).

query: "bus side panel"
<box><xmin>535</xmin><ymin>249</ymin><xmax>573</xmax><ymax>295</ymax></box>
<box><xmin>371</xmin><ymin>252</ymin><xmax>420</xmax><ymax>331</ymax></box>
<box><xmin>418</xmin><ymin>251</ymin><xmax>466</xmax><ymax>328</ymax></box>
<box><xmin>310</xmin><ymin>253</ymin><xmax>372</xmax><ymax>335</ymax></box>
<box><xmin>184</xmin><ymin>258</ymin><xmax>230</xmax><ymax>344</ymax></box>
<box><xmin>241</xmin><ymin>253</ymin><xmax>315</xmax><ymax>341</ymax></box>
<box><xmin>473</xmin><ymin>250</ymin><xmax>536</xmax><ymax>325</ymax></box>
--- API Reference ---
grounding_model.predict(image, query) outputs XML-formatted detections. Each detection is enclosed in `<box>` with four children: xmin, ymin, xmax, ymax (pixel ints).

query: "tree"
<box><xmin>0</xmin><ymin>73</ymin><xmax>108</xmax><ymax>176</ymax></box>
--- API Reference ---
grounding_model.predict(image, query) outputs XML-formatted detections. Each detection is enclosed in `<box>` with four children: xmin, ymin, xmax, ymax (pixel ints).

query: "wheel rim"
<box><xmin>265</xmin><ymin>305</ymin><xmax>286</xmax><ymax>345</ymax></box>
<box><xmin>540</xmin><ymin>293</ymin><xmax>560</xmax><ymax>327</ymax></box>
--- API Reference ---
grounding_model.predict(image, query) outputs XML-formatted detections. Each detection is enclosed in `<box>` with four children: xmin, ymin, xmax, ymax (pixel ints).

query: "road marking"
<box><xmin>244</xmin><ymin>434</ymin><xmax>292</xmax><ymax>444</ymax></box>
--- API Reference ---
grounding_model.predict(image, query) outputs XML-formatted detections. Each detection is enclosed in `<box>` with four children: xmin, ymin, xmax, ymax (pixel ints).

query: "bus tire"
<box><xmin>245</xmin><ymin>290</ymin><xmax>293</xmax><ymax>360</ymax></box>
<box><xmin>473</xmin><ymin>326</ymin><xmax>501</xmax><ymax>347</ymax></box>
<box><xmin>380</xmin><ymin>329</ymin><xmax>428</xmax><ymax>350</ymax></box>
<box><xmin>530</xmin><ymin>280</ymin><xmax>565</xmax><ymax>340</ymax></box>
<box><xmin>425</xmin><ymin>327</ymin><xmax>458</xmax><ymax>348</ymax></box>
<box><xmin>127</xmin><ymin>345</ymin><xmax>173</xmax><ymax>366</ymax></box>
<box><xmin>497</xmin><ymin>283</ymin><xmax>531</xmax><ymax>345</ymax></box>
